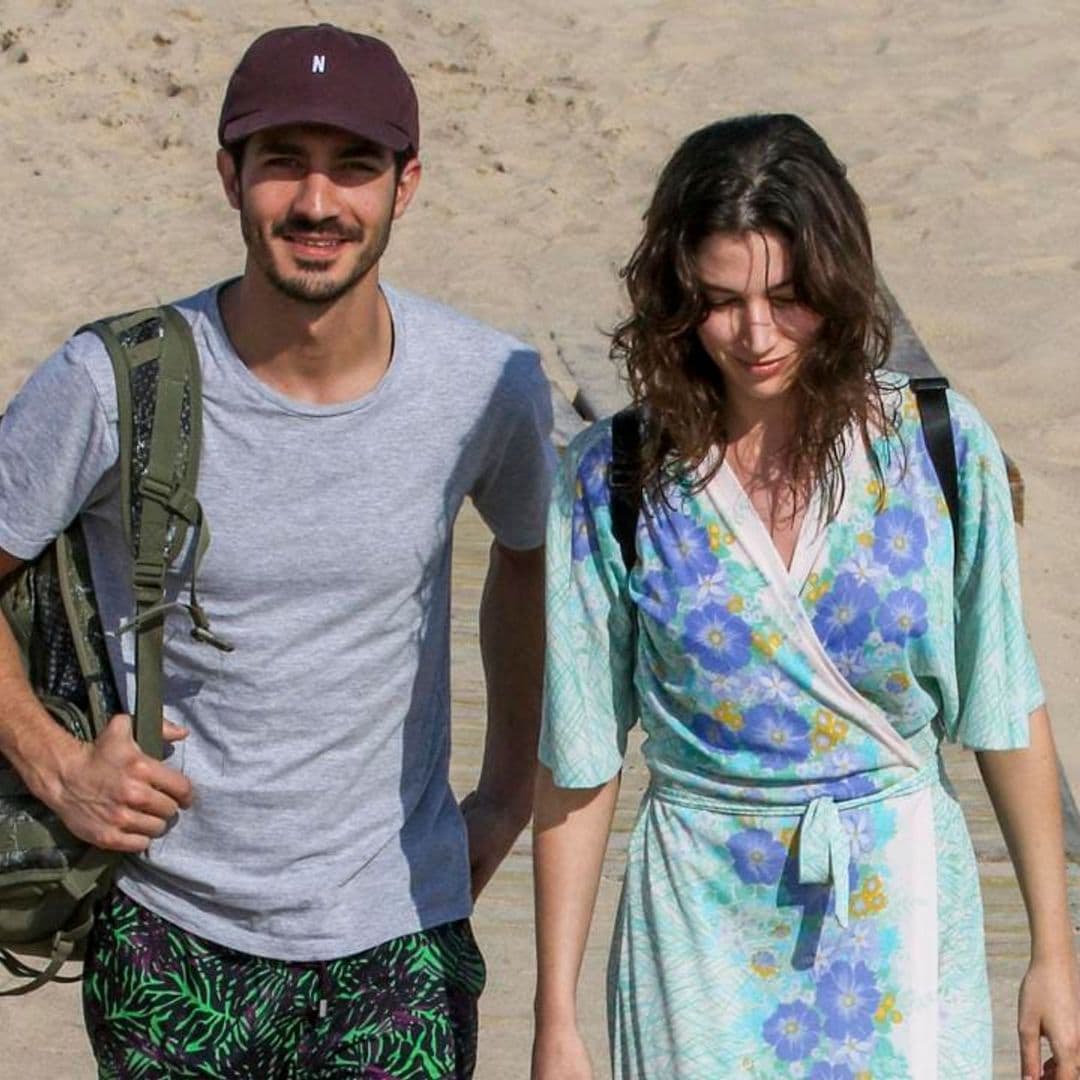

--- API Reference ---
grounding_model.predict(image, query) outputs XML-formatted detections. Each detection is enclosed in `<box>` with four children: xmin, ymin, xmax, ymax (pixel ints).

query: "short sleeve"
<box><xmin>539</xmin><ymin>423</ymin><xmax>637</xmax><ymax>787</ymax></box>
<box><xmin>0</xmin><ymin>333</ymin><xmax>119</xmax><ymax>560</ymax></box>
<box><xmin>469</xmin><ymin>348</ymin><xmax>556</xmax><ymax>550</ymax></box>
<box><xmin>947</xmin><ymin>394</ymin><xmax>1042</xmax><ymax>749</ymax></box>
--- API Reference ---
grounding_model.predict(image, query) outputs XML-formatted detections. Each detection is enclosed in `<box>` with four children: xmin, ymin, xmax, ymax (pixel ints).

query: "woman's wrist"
<box><xmin>533</xmin><ymin>991</ymin><xmax>579</xmax><ymax>1028</ymax></box>
<box><xmin>1029</xmin><ymin>938</ymin><xmax>1079</xmax><ymax>969</ymax></box>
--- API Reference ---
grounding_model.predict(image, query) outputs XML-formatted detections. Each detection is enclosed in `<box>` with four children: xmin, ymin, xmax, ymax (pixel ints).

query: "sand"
<box><xmin>1</xmin><ymin>1</ymin><xmax>1077</xmax><ymax>1075</ymax></box>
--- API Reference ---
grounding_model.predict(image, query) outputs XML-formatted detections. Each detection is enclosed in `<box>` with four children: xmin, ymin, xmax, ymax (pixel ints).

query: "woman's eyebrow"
<box><xmin>699</xmin><ymin>279</ymin><xmax>796</xmax><ymax>295</ymax></box>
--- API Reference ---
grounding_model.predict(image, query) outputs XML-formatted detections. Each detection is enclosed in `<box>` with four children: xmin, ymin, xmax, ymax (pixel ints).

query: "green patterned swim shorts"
<box><xmin>82</xmin><ymin>890</ymin><xmax>486</xmax><ymax>1079</ymax></box>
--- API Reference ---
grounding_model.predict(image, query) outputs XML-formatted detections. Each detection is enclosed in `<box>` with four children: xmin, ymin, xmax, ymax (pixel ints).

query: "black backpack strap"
<box><xmin>909</xmin><ymin>377</ymin><xmax>960</xmax><ymax>561</ymax></box>
<box><xmin>610</xmin><ymin>408</ymin><xmax>644</xmax><ymax>573</ymax></box>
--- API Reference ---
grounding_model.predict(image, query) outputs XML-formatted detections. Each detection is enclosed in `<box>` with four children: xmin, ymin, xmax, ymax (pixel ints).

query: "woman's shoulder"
<box><xmin>562</xmin><ymin>415</ymin><xmax>616</xmax><ymax>476</ymax></box>
<box><xmin>879</xmin><ymin>373</ymin><xmax>1000</xmax><ymax>454</ymax></box>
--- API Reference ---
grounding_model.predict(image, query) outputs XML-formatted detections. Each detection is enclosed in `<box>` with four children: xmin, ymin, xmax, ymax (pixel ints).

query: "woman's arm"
<box><xmin>531</xmin><ymin>765</ymin><xmax>621</xmax><ymax>1080</ymax></box>
<box><xmin>977</xmin><ymin>705</ymin><xmax>1080</xmax><ymax>1078</ymax></box>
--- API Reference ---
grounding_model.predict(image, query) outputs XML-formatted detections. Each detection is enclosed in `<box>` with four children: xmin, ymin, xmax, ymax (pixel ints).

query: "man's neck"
<box><xmin>218</xmin><ymin>268</ymin><xmax>394</xmax><ymax>405</ymax></box>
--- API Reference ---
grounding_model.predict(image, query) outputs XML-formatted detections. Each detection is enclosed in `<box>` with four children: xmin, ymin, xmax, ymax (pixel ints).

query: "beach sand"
<box><xmin>1</xmin><ymin>1</ymin><xmax>1077</xmax><ymax>1075</ymax></box>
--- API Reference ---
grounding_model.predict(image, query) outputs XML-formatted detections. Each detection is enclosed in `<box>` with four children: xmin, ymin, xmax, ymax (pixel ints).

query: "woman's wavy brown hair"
<box><xmin>611</xmin><ymin>113</ymin><xmax>896</xmax><ymax>519</ymax></box>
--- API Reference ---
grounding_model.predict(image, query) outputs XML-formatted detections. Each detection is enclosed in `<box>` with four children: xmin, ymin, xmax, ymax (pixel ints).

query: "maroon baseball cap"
<box><xmin>218</xmin><ymin>24</ymin><xmax>419</xmax><ymax>153</ymax></box>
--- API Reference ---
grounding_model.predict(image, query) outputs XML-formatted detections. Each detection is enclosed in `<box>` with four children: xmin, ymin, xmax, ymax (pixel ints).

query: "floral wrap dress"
<box><xmin>540</xmin><ymin>380</ymin><xmax>1043</xmax><ymax>1079</ymax></box>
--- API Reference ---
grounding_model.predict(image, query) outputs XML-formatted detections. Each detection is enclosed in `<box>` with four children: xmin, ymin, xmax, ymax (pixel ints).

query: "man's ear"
<box><xmin>217</xmin><ymin>148</ymin><xmax>242</xmax><ymax>211</ymax></box>
<box><xmin>392</xmin><ymin>157</ymin><xmax>422</xmax><ymax>221</ymax></box>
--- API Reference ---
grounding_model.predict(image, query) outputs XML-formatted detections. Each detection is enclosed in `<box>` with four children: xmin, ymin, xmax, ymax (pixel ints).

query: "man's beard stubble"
<box><xmin>240</xmin><ymin>207</ymin><xmax>393</xmax><ymax>306</ymax></box>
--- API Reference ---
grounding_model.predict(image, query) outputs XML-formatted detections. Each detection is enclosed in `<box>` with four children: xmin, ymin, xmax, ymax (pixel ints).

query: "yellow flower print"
<box><xmin>806</xmin><ymin>573</ymin><xmax>830</xmax><ymax>603</ymax></box>
<box><xmin>852</xmin><ymin>874</ymin><xmax>888</xmax><ymax>917</ymax></box>
<box><xmin>856</xmin><ymin>531</ymin><xmax>874</xmax><ymax>548</ymax></box>
<box><xmin>811</xmin><ymin>711</ymin><xmax>848</xmax><ymax>754</ymax></box>
<box><xmin>749</xmin><ymin>949</ymin><xmax>779</xmax><ymax>979</ymax></box>
<box><xmin>779</xmin><ymin>827</ymin><xmax>796</xmax><ymax>850</ymax></box>
<box><xmin>855</xmin><ymin>1072</ymin><xmax>874</xmax><ymax>1080</ymax></box>
<box><xmin>707</xmin><ymin>522</ymin><xmax>722</xmax><ymax>551</ymax></box>
<box><xmin>903</xmin><ymin>396</ymin><xmax>919</xmax><ymax>420</ymax></box>
<box><xmin>713</xmin><ymin>701</ymin><xmax>743</xmax><ymax>732</ymax></box>
<box><xmin>751</xmin><ymin>630</ymin><xmax>783</xmax><ymax>658</ymax></box>
<box><xmin>884</xmin><ymin>670</ymin><xmax>910</xmax><ymax>695</ymax></box>
<box><xmin>727</xmin><ymin>595</ymin><xmax>745</xmax><ymax>614</ymax></box>
<box><xmin>874</xmin><ymin>992</ymin><xmax>904</xmax><ymax>1026</ymax></box>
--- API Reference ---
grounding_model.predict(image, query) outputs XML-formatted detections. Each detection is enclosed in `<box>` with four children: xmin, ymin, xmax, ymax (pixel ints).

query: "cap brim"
<box><xmin>220</xmin><ymin>104</ymin><xmax>413</xmax><ymax>152</ymax></box>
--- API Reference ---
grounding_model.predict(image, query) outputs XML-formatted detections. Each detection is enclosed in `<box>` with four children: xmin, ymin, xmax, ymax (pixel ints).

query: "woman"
<box><xmin>532</xmin><ymin>114</ymin><xmax>1079</xmax><ymax>1078</ymax></box>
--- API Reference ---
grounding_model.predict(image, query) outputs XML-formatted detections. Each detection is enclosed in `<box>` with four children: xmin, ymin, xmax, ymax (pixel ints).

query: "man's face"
<box><xmin>218</xmin><ymin>124</ymin><xmax>420</xmax><ymax>305</ymax></box>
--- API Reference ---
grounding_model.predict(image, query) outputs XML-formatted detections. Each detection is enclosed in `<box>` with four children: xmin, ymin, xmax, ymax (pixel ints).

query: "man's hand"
<box><xmin>33</xmin><ymin>712</ymin><xmax>193</xmax><ymax>852</ymax></box>
<box><xmin>460</xmin><ymin>788</ymin><xmax>529</xmax><ymax>900</ymax></box>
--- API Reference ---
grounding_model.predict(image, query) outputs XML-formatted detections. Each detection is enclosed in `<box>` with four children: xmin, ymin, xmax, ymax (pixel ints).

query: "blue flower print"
<box><xmin>742</xmin><ymin>704</ymin><xmax>811</xmax><ymax>770</ymax></box>
<box><xmin>831</xmin><ymin>646</ymin><xmax>869</xmax><ymax>685</ymax></box>
<box><xmin>842</xmin><ymin>920</ymin><xmax>879</xmax><ymax>965</ymax></box>
<box><xmin>570</xmin><ymin>498</ymin><xmax>598</xmax><ymax>561</ymax></box>
<box><xmin>878</xmin><ymin>587</ymin><xmax>928</xmax><ymax>645</ymax></box>
<box><xmin>728</xmin><ymin>828</ymin><xmax>787</xmax><ymax>885</ymax></box>
<box><xmin>654</xmin><ymin>509</ymin><xmax>718</xmax><ymax>584</ymax></box>
<box><xmin>806</xmin><ymin>773</ymin><xmax>878</xmax><ymax>802</ymax></box>
<box><xmin>872</xmin><ymin>506</ymin><xmax>927</xmax><ymax>575</ymax></box>
<box><xmin>831</xmin><ymin>1034</ymin><xmax>874</xmax><ymax>1073</ymax></box>
<box><xmin>812</xmin><ymin>573</ymin><xmax>876</xmax><ymax>651</ymax></box>
<box><xmin>762</xmin><ymin>1000</ymin><xmax>821</xmax><ymax>1062</ymax></box>
<box><xmin>809</xmin><ymin>1064</ymin><xmax>854</xmax><ymax>1080</ymax></box>
<box><xmin>915</xmin><ymin>417</ymin><xmax>969</xmax><ymax>487</ymax></box>
<box><xmin>839</xmin><ymin>773</ymin><xmax>879</xmax><ymax>800</ymax></box>
<box><xmin>815</xmin><ymin>960</ymin><xmax>879</xmax><ymax>1040</ymax></box>
<box><xmin>578</xmin><ymin>440</ymin><xmax>611</xmax><ymax>506</ymax></box>
<box><xmin>682</xmin><ymin>604</ymin><xmax>752</xmax><ymax>673</ymax></box>
<box><xmin>690</xmin><ymin>712</ymin><xmax>739</xmax><ymax>752</ymax></box>
<box><xmin>694</xmin><ymin>566</ymin><xmax>732</xmax><ymax>606</ymax></box>
<box><xmin>841</xmin><ymin>810</ymin><xmax>874</xmax><ymax>858</ymax></box>
<box><xmin>753</xmin><ymin>666</ymin><xmax>801</xmax><ymax>705</ymax></box>
<box><xmin>637</xmin><ymin>571</ymin><xmax>679</xmax><ymax>624</ymax></box>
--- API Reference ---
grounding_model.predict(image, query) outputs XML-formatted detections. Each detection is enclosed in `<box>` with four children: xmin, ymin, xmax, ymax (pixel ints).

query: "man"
<box><xmin>0</xmin><ymin>23</ymin><xmax>553</xmax><ymax>1078</ymax></box>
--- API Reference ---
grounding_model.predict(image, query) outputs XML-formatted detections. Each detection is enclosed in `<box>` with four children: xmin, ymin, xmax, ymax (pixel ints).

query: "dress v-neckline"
<box><xmin>702</xmin><ymin>444</ymin><xmax>923</xmax><ymax>771</ymax></box>
<box><xmin>713</xmin><ymin>457</ymin><xmax>830</xmax><ymax>597</ymax></box>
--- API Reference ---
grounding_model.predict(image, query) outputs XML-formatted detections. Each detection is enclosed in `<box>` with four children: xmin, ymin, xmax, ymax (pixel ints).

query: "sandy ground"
<box><xmin>1</xmin><ymin>0</ymin><xmax>1078</xmax><ymax>1075</ymax></box>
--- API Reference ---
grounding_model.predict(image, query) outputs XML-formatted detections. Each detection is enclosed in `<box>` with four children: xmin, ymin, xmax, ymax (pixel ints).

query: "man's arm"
<box><xmin>460</xmin><ymin>539</ymin><xmax>545</xmax><ymax>899</ymax></box>
<box><xmin>0</xmin><ymin>547</ymin><xmax>192</xmax><ymax>851</ymax></box>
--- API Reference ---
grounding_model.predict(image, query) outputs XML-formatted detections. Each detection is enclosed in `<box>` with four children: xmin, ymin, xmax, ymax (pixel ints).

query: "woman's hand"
<box><xmin>531</xmin><ymin>1020</ymin><xmax>594</xmax><ymax>1080</ymax></box>
<box><xmin>1018</xmin><ymin>953</ymin><xmax>1080</xmax><ymax>1078</ymax></box>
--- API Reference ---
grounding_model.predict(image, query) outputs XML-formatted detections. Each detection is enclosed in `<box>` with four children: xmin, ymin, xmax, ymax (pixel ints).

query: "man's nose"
<box><xmin>290</xmin><ymin>170</ymin><xmax>337</xmax><ymax>222</ymax></box>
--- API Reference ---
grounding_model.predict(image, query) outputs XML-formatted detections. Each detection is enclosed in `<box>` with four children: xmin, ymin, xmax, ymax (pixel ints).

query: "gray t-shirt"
<box><xmin>0</xmin><ymin>282</ymin><xmax>555</xmax><ymax>960</ymax></box>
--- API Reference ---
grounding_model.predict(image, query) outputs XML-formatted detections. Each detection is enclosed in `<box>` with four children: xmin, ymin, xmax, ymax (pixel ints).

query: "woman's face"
<box><xmin>694</xmin><ymin>230</ymin><xmax>823</xmax><ymax>414</ymax></box>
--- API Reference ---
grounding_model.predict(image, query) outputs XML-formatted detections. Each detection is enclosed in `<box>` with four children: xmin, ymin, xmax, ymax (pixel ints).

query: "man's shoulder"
<box><xmin>60</xmin><ymin>286</ymin><xmax>220</xmax><ymax>406</ymax></box>
<box><xmin>384</xmin><ymin>284</ymin><xmax>538</xmax><ymax>364</ymax></box>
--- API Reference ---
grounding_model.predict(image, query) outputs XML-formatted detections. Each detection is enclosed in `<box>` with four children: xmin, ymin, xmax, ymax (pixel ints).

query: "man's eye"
<box><xmin>708</xmin><ymin>297</ymin><xmax>738</xmax><ymax>310</ymax></box>
<box><xmin>264</xmin><ymin>156</ymin><xmax>300</xmax><ymax>169</ymax></box>
<box><xmin>771</xmin><ymin>296</ymin><xmax>797</xmax><ymax>308</ymax></box>
<box><xmin>340</xmin><ymin>159</ymin><xmax>380</xmax><ymax>173</ymax></box>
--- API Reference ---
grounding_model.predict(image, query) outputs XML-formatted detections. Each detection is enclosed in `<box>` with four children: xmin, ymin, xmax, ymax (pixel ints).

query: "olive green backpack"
<box><xmin>0</xmin><ymin>305</ymin><xmax>228</xmax><ymax>994</ymax></box>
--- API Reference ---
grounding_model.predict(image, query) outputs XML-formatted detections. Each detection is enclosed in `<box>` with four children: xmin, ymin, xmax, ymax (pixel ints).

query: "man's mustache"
<box><xmin>271</xmin><ymin>216</ymin><xmax>364</xmax><ymax>242</ymax></box>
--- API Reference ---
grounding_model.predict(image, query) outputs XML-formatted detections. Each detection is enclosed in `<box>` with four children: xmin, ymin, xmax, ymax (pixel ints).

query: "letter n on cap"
<box><xmin>312</xmin><ymin>54</ymin><xmax>326</xmax><ymax>74</ymax></box>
